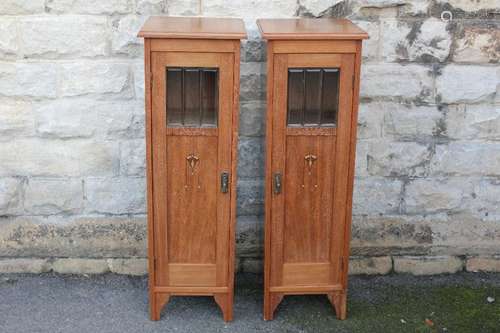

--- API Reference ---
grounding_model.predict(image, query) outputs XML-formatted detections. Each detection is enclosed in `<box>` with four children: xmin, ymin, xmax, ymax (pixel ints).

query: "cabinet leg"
<box><xmin>328</xmin><ymin>292</ymin><xmax>347</xmax><ymax>320</ymax></box>
<box><xmin>150</xmin><ymin>293</ymin><xmax>170</xmax><ymax>321</ymax></box>
<box><xmin>214</xmin><ymin>293</ymin><xmax>233</xmax><ymax>322</ymax></box>
<box><xmin>264</xmin><ymin>292</ymin><xmax>283</xmax><ymax>320</ymax></box>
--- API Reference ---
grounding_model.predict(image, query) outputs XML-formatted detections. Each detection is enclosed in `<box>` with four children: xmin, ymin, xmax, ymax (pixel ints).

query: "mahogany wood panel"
<box><xmin>260</xmin><ymin>19</ymin><xmax>366</xmax><ymax>321</ymax></box>
<box><xmin>141</xmin><ymin>21</ymin><xmax>244</xmax><ymax>322</ymax></box>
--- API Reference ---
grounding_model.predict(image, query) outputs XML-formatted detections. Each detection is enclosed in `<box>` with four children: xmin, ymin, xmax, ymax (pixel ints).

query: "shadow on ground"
<box><xmin>0</xmin><ymin>272</ymin><xmax>499</xmax><ymax>332</ymax></box>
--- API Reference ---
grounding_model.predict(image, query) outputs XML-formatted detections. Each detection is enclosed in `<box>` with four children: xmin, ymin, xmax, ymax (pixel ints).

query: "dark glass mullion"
<box><xmin>319</xmin><ymin>69</ymin><xmax>324</xmax><ymax>126</ymax></box>
<box><xmin>198</xmin><ymin>69</ymin><xmax>203</xmax><ymax>127</ymax></box>
<box><xmin>181</xmin><ymin>68</ymin><xmax>186</xmax><ymax>126</ymax></box>
<box><xmin>300</xmin><ymin>70</ymin><xmax>306</xmax><ymax>126</ymax></box>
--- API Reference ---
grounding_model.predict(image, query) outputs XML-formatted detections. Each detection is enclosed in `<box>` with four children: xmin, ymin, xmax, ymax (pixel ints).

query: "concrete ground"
<box><xmin>0</xmin><ymin>273</ymin><xmax>499</xmax><ymax>333</ymax></box>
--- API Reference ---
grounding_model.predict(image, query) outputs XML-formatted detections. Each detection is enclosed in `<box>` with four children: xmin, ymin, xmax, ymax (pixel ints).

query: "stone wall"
<box><xmin>0</xmin><ymin>0</ymin><xmax>499</xmax><ymax>275</ymax></box>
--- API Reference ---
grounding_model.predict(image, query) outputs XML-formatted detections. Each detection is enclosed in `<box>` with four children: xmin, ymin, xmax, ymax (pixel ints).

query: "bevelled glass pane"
<box><xmin>201</xmin><ymin>69</ymin><xmax>218</xmax><ymax>127</ymax></box>
<box><xmin>166</xmin><ymin>67</ymin><xmax>219</xmax><ymax>127</ymax></box>
<box><xmin>287</xmin><ymin>69</ymin><xmax>305</xmax><ymax>126</ymax></box>
<box><xmin>321</xmin><ymin>69</ymin><xmax>339</xmax><ymax>126</ymax></box>
<box><xmin>304</xmin><ymin>69</ymin><xmax>322</xmax><ymax>125</ymax></box>
<box><xmin>166</xmin><ymin>68</ymin><xmax>183</xmax><ymax>126</ymax></box>
<box><xmin>183</xmin><ymin>69</ymin><xmax>201</xmax><ymax>126</ymax></box>
<box><xmin>286</xmin><ymin>68</ymin><xmax>339</xmax><ymax>127</ymax></box>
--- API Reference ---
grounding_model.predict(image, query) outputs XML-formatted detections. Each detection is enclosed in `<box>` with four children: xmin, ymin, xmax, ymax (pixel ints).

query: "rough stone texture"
<box><xmin>436</xmin><ymin>65</ymin><xmax>498</xmax><ymax>103</ymax></box>
<box><xmin>107</xmin><ymin>258</ymin><xmax>147</xmax><ymax>275</ymax></box>
<box><xmin>85</xmin><ymin>177</ymin><xmax>146</xmax><ymax>214</ymax></box>
<box><xmin>466</xmin><ymin>256</ymin><xmax>500</xmax><ymax>273</ymax></box>
<box><xmin>19</xmin><ymin>16</ymin><xmax>108</xmax><ymax>58</ymax></box>
<box><xmin>394</xmin><ymin>256</ymin><xmax>464</xmax><ymax>275</ymax></box>
<box><xmin>46</xmin><ymin>0</ymin><xmax>133</xmax><ymax>15</ymax></box>
<box><xmin>52</xmin><ymin>258</ymin><xmax>110</xmax><ymax>274</ymax></box>
<box><xmin>24</xmin><ymin>178</ymin><xmax>83</xmax><ymax>215</ymax></box>
<box><xmin>0</xmin><ymin>0</ymin><xmax>499</xmax><ymax>275</ymax></box>
<box><xmin>349</xmin><ymin>256</ymin><xmax>392</xmax><ymax>275</ymax></box>
<box><xmin>0</xmin><ymin>258</ymin><xmax>50</xmax><ymax>273</ymax></box>
<box><xmin>454</xmin><ymin>26</ymin><xmax>500</xmax><ymax>63</ymax></box>
<box><xmin>0</xmin><ymin>0</ymin><xmax>45</xmax><ymax>14</ymax></box>
<box><xmin>0</xmin><ymin>140</ymin><xmax>119</xmax><ymax>177</ymax></box>
<box><xmin>60</xmin><ymin>62</ymin><xmax>132</xmax><ymax>98</ymax></box>
<box><xmin>360</xmin><ymin>64</ymin><xmax>433</xmax><ymax>100</ymax></box>
<box><xmin>382</xmin><ymin>18</ymin><xmax>452</xmax><ymax>62</ymax></box>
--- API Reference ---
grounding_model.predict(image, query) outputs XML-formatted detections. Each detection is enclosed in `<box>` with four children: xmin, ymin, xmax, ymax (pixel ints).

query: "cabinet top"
<box><xmin>257</xmin><ymin>18</ymin><xmax>368</xmax><ymax>40</ymax></box>
<box><xmin>138</xmin><ymin>16</ymin><xmax>247</xmax><ymax>40</ymax></box>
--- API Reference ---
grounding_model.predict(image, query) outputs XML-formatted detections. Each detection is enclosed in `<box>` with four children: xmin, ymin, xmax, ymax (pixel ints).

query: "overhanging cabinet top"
<box><xmin>257</xmin><ymin>18</ymin><xmax>368</xmax><ymax>40</ymax></box>
<box><xmin>138</xmin><ymin>16</ymin><xmax>247</xmax><ymax>40</ymax></box>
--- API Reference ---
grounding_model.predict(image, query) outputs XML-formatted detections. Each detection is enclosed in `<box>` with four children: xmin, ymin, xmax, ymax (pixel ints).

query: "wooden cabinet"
<box><xmin>257</xmin><ymin>18</ymin><xmax>368</xmax><ymax>320</ymax></box>
<box><xmin>138</xmin><ymin>16</ymin><xmax>246</xmax><ymax>322</ymax></box>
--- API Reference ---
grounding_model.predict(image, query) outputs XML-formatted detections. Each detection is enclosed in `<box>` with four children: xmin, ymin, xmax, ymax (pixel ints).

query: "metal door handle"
<box><xmin>273</xmin><ymin>173</ymin><xmax>282</xmax><ymax>194</ymax></box>
<box><xmin>221</xmin><ymin>172</ymin><xmax>229</xmax><ymax>193</ymax></box>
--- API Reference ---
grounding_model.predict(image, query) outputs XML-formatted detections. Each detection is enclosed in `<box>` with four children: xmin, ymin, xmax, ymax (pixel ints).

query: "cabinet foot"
<box><xmin>263</xmin><ymin>292</ymin><xmax>283</xmax><ymax>320</ymax></box>
<box><xmin>150</xmin><ymin>293</ymin><xmax>170</xmax><ymax>321</ymax></box>
<box><xmin>214</xmin><ymin>293</ymin><xmax>233</xmax><ymax>322</ymax></box>
<box><xmin>328</xmin><ymin>292</ymin><xmax>347</xmax><ymax>320</ymax></box>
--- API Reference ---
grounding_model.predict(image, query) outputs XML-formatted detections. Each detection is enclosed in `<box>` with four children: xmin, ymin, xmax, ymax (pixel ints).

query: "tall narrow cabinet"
<box><xmin>138</xmin><ymin>16</ymin><xmax>246</xmax><ymax>321</ymax></box>
<box><xmin>257</xmin><ymin>18</ymin><xmax>368</xmax><ymax>320</ymax></box>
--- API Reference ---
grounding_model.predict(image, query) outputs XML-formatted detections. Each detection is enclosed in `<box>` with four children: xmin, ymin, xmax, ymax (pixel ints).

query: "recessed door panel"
<box><xmin>271</xmin><ymin>53</ymin><xmax>354</xmax><ymax>288</ymax></box>
<box><xmin>151</xmin><ymin>52</ymin><xmax>233</xmax><ymax>287</ymax></box>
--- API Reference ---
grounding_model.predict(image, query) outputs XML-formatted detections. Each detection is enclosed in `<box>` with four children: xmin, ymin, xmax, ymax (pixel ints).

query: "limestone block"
<box><xmin>353</xmin><ymin>177</ymin><xmax>402</xmax><ymax>215</ymax></box>
<box><xmin>0</xmin><ymin>259</ymin><xmax>50</xmax><ymax>273</ymax></box>
<box><xmin>0</xmin><ymin>140</ymin><xmax>119</xmax><ymax>177</ymax></box>
<box><xmin>60</xmin><ymin>62</ymin><xmax>131</xmax><ymax>97</ymax></box>
<box><xmin>363</xmin><ymin>140</ymin><xmax>431</xmax><ymax>177</ymax></box>
<box><xmin>240</xmin><ymin>101</ymin><xmax>265</xmax><ymax>137</ymax></box>
<box><xmin>361</xmin><ymin>63</ymin><xmax>433</xmax><ymax>100</ymax></box>
<box><xmin>136</xmin><ymin>0</ymin><xmax>166</xmax><ymax>14</ymax></box>
<box><xmin>0</xmin><ymin>18</ymin><xmax>18</xmax><ymax>57</ymax></box>
<box><xmin>0</xmin><ymin>0</ymin><xmax>44</xmax><ymax>14</ymax></box>
<box><xmin>19</xmin><ymin>16</ymin><xmax>108</xmax><ymax>58</ymax></box>
<box><xmin>236</xmin><ymin>215</ymin><xmax>263</xmax><ymax>258</ymax></box>
<box><xmin>454</xmin><ymin>26</ymin><xmax>499</xmax><ymax>63</ymax></box>
<box><xmin>436</xmin><ymin>65</ymin><xmax>497</xmax><ymax>103</ymax></box>
<box><xmin>349</xmin><ymin>256</ymin><xmax>392</xmax><ymax>275</ymax></box>
<box><xmin>0</xmin><ymin>63</ymin><xmax>58</xmax><ymax>98</ymax></box>
<box><xmin>237</xmin><ymin>180</ymin><xmax>264</xmax><ymax>216</ymax></box>
<box><xmin>0</xmin><ymin>216</ymin><xmax>147</xmax><ymax>258</ymax></box>
<box><xmin>24</xmin><ymin>178</ymin><xmax>83</xmax><ymax>215</ymax></box>
<box><xmin>107</xmin><ymin>258</ymin><xmax>147</xmax><ymax>275</ymax></box>
<box><xmin>404</xmin><ymin>178</ymin><xmax>473</xmax><ymax>214</ymax></box>
<box><xmin>352</xmin><ymin>20</ymin><xmax>380</xmax><ymax>60</ymax></box>
<box><xmin>120</xmin><ymin>139</ymin><xmax>146</xmax><ymax>177</ymax></box>
<box><xmin>382</xmin><ymin>103</ymin><xmax>442</xmax><ymax>138</ymax></box>
<box><xmin>0</xmin><ymin>178</ymin><xmax>23</xmax><ymax>215</ymax></box>
<box><xmin>382</xmin><ymin>18</ymin><xmax>452</xmax><ymax>62</ymax></box>
<box><xmin>466</xmin><ymin>256</ymin><xmax>500</xmax><ymax>272</ymax></box>
<box><xmin>85</xmin><ymin>177</ymin><xmax>146</xmax><ymax>214</ymax></box>
<box><xmin>445</xmin><ymin>104</ymin><xmax>500</xmax><ymax>141</ymax></box>
<box><xmin>112</xmin><ymin>15</ymin><xmax>147</xmax><ymax>56</ymax></box>
<box><xmin>431</xmin><ymin>142</ymin><xmax>500</xmax><ymax>176</ymax></box>
<box><xmin>35</xmin><ymin>99</ymin><xmax>143</xmax><ymax>139</ymax></box>
<box><xmin>52</xmin><ymin>258</ymin><xmax>110</xmax><ymax>274</ymax></box>
<box><xmin>203</xmin><ymin>0</ymin><xmax>297</xmax><ymax>18</ymax></box>
<box><xmin>394</xmin><ymin>256</ymin><xmax>463</xmax><ymax>275</ymax></box>
<box><xmin>166</xmin><ymin>0</ymin><xmax>199</xmax><ymax>15</ymax></box>
<box><xmin>238</xmin><ymin>137</ymin><xmax>265</xmax><ymax>179</ymax></box>
<box><xmin>240</xmin><ymin>62</ymin><xmax>266</xmax><ymax>101</ymax></box>
<box><xmin>46</xmin><ymin>0</ymin><xmax>132</xmax><ymax>14</ymax></box>
<box><xmin>0</xmin><ymin>101</ymin><xmax>35</xmax><ymax>137</ymax></box>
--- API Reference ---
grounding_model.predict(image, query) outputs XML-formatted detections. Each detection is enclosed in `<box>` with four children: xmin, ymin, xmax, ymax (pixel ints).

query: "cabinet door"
<box><xmin>151</xmin><ymin>52</ymin><xmax>234</xmax><ymax>287</ymax></box>
<box><xmin>270</xmin><ymin>53</ymin><xmax>354</xmax><ymax>288</ymax></box>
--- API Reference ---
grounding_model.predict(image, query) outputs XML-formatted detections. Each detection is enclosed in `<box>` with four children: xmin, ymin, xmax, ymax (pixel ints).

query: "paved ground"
<box><xmin>0</xmin><ymin>272</ymin><xmax>499</xmax><ymax>333</ymax></box>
